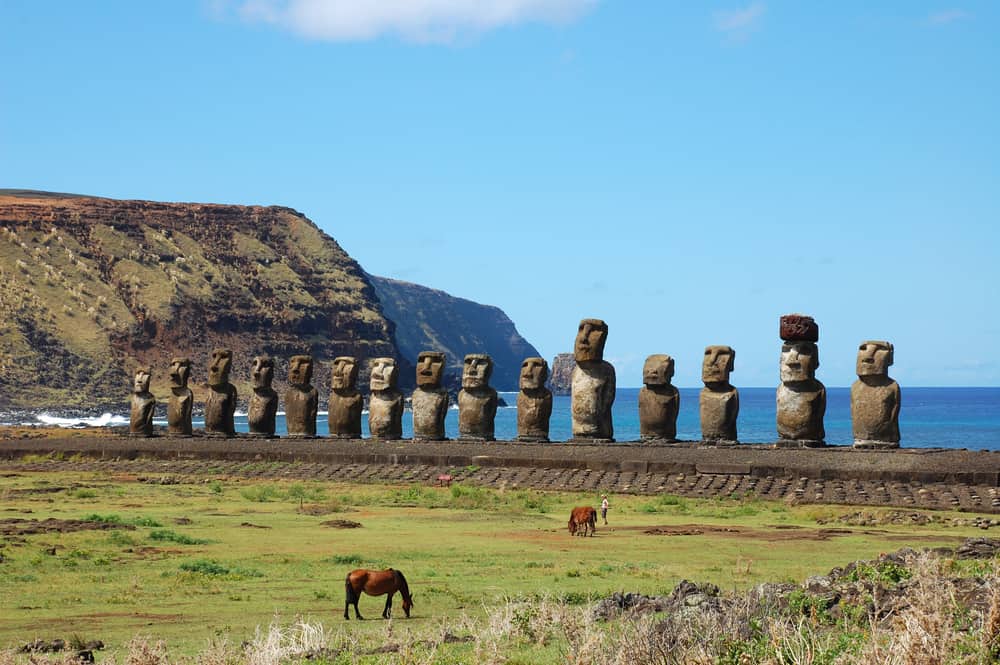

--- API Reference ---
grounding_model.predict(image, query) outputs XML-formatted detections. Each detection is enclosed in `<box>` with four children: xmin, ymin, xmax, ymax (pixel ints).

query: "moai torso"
<box><xmin>248</xmin><ymin>356</ymin><xmax>278</xmax><ymax>437</ymax></box>
<box><xmin>369</xmin><ymin>357</ymin><xmax>403</xmax><ymax>440</ymax></box>
<box><xmin>129</xmin><ymin>369</ymin><xmax>155</xmax><ymax>437</ymax></box>
<box><xmin>517</xmin><ymin>357</ymin><xmax>552</xmax><ymax>442</ymax></box>
<box><xmin>570</xmin><ymin>319</ymin><xmax>616</xmax><ymax>441</ymax></box>
<box><xmin>412</xmin><ymin>352</ymin><xmax>448</xmax><ymax>440</ymax></box>
<box><xmin>166</xmin><ymin>358</ymin><xmax>193</xmax><ymax>436</ymax></box>
<box><xmin>204</xmin><ymin>349</ymin><xmax>237</xmax><ymax>436</ymax></box>
<box><xmin>284</xmin><ymin>355</ymin><xmax>318</xmax><ymax>437</ymax></box>
<box><xmin>639</xmin><ymin>354</ymin><xmax>679</xmax><ymax>442</ymax></box>
<box><xmin>458</xmin><ymin>354</ymin><xmax>497</xmax><ymax>441</ymax></box>
<box><xmin>328</xmin><ymin>356</ymin><xmax>362</xmax><ymax>439</ymax></box>
<box><xmin>776</xmin><ymin>382</ymin><xmax>826</xmax><ymax>442</ymax></box>
<box><xmin>851</xmin><ymin>341</ymin><xmax>901</xmax><ymax>447</ymax></box>
<box><xmin>700</xmin><ymin>345</ymin><xmax>739</xmax><ymax>443</ymax></box>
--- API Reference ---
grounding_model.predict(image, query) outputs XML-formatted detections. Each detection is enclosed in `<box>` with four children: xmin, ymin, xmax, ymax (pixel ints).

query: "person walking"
<box><xmin>600</xmin><ymin>494</ymin><xmax>610</xmax><ymax>525</ymax></box>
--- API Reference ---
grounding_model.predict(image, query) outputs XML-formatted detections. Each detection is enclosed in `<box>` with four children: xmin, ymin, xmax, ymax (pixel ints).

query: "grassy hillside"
<box><xmin>0</xmin><ymin>193</ymin><xmax>400</xmax><ymax>407</ymax></box>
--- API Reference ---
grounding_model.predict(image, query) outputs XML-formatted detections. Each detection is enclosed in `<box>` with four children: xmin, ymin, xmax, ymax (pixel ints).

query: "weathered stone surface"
<box><xmin>284</xmin><ymin>355</ymin><xmax>318</xmax><ymax>438</ymax></box>
<box><xmin>458</xmin><ymin>354</ymin><xmax>498</xmax><ymax>441</ymax></box>
<box><xmin>166</xmin><ymin>357</ymin><xmax>193</xmax><ymax>436</ymax></box>
<box><xmin>517</xmin><ymin>357</ymin><xmax>552</xmax><ymax>442</ymax></box>
<box><xmin>129</xmin><ymin>368</ymin><xmax>155</xmax><ymax>437</ymax></box>
<box><xmin>777</xmin><ymin>340</ymin><xmax>825</xmax><ymax>446</ymax></box>
<box><xmin>571</xmin><ymin>319</ymin><xmax>615</xmax><ymax>441</ymax></box>
<box><xmin>549</xmin><ymin>353</ymin><xmax>575</xmax><ymax>396</ymax></box>
<box><xmin>247</xmin><ymin>356</ymin><xmax>277</xmax><ymax>437</ymax></box>
<box><xmin>328</xmin><ymin>356</ymin><xmax>362</xmax><ymax>439</ymax></box>
<box><xmin>780</xmin><ymin>313</ymin><xmax>819</xmax><ymax>342</ymax></box>
<box><xmin>412</xmin><ymin>351</ymin><xmax>448</xmax><ymax>441</ymax></box>
<box><xmin>368</xmin><ymin>357</ymin><xmax>403</xmax><ymax>440</ymax></box>
<box><xmin>639</xmin><ymin>354</ymin><xmax>679</xmax><ymax>442</ymax></box>
<box><xmin>700</xmin><ymin>345</ymin><xmax>738</xmax><ymax>443</ymax></box>
<box><xmin>852</xmin><ymin>340</ymin><xmax>900</xmax><ymax>448</ymax></box>
<box><xmin>204</xmin><ymin>349</ymin><xmax>236</xmax><ymax>436</ymax></box>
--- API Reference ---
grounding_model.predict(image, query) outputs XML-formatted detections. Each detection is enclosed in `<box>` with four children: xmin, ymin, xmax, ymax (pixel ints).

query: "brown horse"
<box><xmin>344</xmin><ymin>568</ymin><xmax>413</xmax><ymax>620</ymax></box>
<box><xmin>568</xmin><ymin>506</ymin><xmax>597</xmax><ymax>537</ymax></box>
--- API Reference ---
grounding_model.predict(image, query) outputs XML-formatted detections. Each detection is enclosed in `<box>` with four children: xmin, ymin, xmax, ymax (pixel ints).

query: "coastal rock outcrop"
<box><xmin>549</xmin><ymin>353</ymin><xmax>575</xmax><ymax>396</ymax></box>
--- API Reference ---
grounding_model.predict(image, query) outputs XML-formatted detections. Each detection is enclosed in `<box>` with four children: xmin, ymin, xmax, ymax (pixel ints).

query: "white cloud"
<box><xmin>927</xmin><ymin>9</ymin><xmax>970</xmax><ymax>25</ymax></box>
<box><xmin>230</xmin><ymin>0</ymin><xmax>597</xmax><ymax>43</ymax></box>
<box><xmin>713</xmin><ymin>2</ymin><xmax>765</xmax><ymax>36</ymax></box>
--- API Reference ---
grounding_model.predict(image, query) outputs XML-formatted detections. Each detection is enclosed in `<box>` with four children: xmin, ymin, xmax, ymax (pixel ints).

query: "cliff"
<box><xmin>549</xmin><ymin>353</ymin><xmax>575</xmax><ymax>395</ymax></box>
<box><xmin>368</xmin><ymin>276</ymin><xmax>540</xmax><ymax>391</ymax></box>
<box><xmin>0</xmin><ymin>191</ymin><xmax>405</xmax><ymax>407</ymax></box>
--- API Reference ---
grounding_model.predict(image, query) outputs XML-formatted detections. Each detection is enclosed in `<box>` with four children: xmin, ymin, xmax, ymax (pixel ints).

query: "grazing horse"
<box><xmin>568</xmin><ymin>506</ymin><xmax>597</xmax><ymax>537</ymax></box>
<box><xmin>344</xmin><ymin>568</ymin><xmax>413</xmax><ymax>620</ymax></box>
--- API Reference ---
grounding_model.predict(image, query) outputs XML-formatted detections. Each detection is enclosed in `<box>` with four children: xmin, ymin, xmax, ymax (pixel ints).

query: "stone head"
<box><xmin>370</xmin><ymin>357</ymin><xmax>398</xmax><ymax>392</ymax></box>
<box><xmin>168</xmin><ymin>357</ymin><xmax>191</xmax><ymax>389</ymax></box>
<box><xmin>251</xmin><ymin>356</ymin><xmax>274</xmax><ymax>389</ymax></box>
<box><xmin>780</xmin><ymin>341</ymin><xmax>819</xmax><ymax>383</ymax></box>
<box><xmin>574</xmin><ymin>318</ymin><xmax>608</xmax><ymax>363</ymax></box>
<box><xmin>702</xmin><ymin>345</ymin><xmax>735</xmax><ymax>384</ymax></box>
<box><xmin>331</xmin><ymin>356</ymin><xmax>358</xmax><ymax>390</ymax></box>
<box><xmin>642</xmin><ymin>354</ymin><xmax>674</xmax><ymax>387</ymax></box>
<box><xmin>462</xmin><ymin>354</ymin><xmax>493</xmax><ymax>389</ymax></box>
<box><xmin>416</xmin><ymin>351</ymin><xmax>446</xmax><ymax>389</ymax></box>
<box><xmin>133</xmin><ymin>367</ymin><xmax>152</xmax><ymax>394</ymax></box>
<box><xmin>520</xmin><ymin>357</ymin><xmax>548</xmax><ymax>391</ymax></box>
<box><xmin>856</xmin><ymin>340</ymin><xmax>893</xmax><ymax>377</ymax></box>
<box><xmin>288</xmin><ymin>355</ymin><xmax>313</xmax><ymax>387</ymax></box>
<box><xmin>208</xmin><ymin>349</ymin><xmax>232</xmax><ymax>387</ymax></box>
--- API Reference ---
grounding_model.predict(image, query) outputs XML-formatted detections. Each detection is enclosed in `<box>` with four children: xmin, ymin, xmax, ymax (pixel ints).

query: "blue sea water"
<box><xmin>169</xmin><ymin>387</ymin><xmax>999</xmax><ymax>450</ymax></box>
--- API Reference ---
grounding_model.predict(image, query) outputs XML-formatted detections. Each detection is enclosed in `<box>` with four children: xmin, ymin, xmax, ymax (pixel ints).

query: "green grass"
<box><xmin>0</xmin><ymin>471</ymin><xmax>987</xmax><ymax>660</ymax></box>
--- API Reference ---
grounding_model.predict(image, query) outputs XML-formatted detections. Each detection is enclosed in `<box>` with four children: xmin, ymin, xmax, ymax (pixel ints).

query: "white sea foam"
<box><xmin>36</xmin><ymin>412</ymin><xmax>127</xmax><ymax>428</ymax></box>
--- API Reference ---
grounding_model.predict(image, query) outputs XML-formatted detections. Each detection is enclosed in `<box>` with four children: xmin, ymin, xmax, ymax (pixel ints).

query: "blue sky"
<box><xmin>2</xmin><ymin>1</ymin><xmax>997</xmax><ymax>387</ymax></box>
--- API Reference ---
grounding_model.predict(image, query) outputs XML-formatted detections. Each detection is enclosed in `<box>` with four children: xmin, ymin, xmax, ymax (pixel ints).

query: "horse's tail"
<box><xmin>345</xmin><ymin>573</ymin><xmax>357</xmax><ymax>605</ymax></box>
<box><xmin>394</xmin><ymin>569</ymin><xmax>411</xmax><ymax>599</ymax></box>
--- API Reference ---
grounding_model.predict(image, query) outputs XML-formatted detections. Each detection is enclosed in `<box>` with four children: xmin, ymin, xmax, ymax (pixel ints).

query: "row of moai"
<box><xmin>129</xmin><ymin>314</ymin><xmax>900</xmax><ymax>447</ymax></box>
<box><xmin>128</xmin><ymin>349</ymin><xmax>540</xmax><ymax>441</ymax></box>
<box><xmin>604</xmin><ymin>313</ymin><xmax>899</xmax><ymax>447</ymax></box>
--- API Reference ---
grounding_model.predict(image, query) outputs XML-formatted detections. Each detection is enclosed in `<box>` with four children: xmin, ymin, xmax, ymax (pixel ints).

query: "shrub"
<box><xmin>149</xmin><ymin>530</ymin><xmax>210</xmax><ymax>545</ymax></box>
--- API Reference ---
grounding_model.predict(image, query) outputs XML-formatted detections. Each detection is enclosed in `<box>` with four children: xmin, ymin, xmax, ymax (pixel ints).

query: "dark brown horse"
<box><xmin>344</xmin><ymin>568</ymin><xmax>413</xmax><ymax>620</ymax></box>
<box><xmin>568</xmin><ymin>506</ymin><xmax>597</xmax><ymax>537</ymax></box>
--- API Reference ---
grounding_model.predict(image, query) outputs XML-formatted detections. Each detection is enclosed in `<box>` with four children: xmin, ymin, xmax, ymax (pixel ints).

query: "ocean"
<box><xmin>30</xmin><ymin>387</ymin><xmax>1000</xmax><ymax>450</ymax></box>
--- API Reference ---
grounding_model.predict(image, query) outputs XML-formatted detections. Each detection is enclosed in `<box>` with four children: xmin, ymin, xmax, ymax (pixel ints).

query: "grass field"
<box><xmin>0</xmin><ymin>470</ymin><xmax>991</xmax><ymax>662</ymax></box>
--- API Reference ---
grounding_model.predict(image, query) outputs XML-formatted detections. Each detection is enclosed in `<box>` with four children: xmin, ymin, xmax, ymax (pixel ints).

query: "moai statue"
<box><xmin>851</xmin><ymin>341</ymin><xmax>901</xmax><ymax>448</ymax></box>
<box><xmin>328</xmin><ymin>356</ymin><xmax>363</xmax><ymax>439</ymax></box>
<box><xmin>129</xmin><ymin>367</ymin><xmax>156</xmax><ymax>437</ymax></box>
<box><xmin>458</xmin><ymin>354</ymin><xmax>498</xmax><ymax>441</ymax></box>
<box><xmin>412</xmin><ymin>351</ymin><xmax>449</xmax><ymax>441</ymax></box>
<box><xmin>570</xmin><ymin>319</ymin><xmax>615</xmax><ymax>441</ymax></box>
<box><xmin>776</xmin><ymin>315</ymin><xmax>825</xmax><ymax>447</ymax></box>
<box><xmin>285</xmin><ymin>355</ymin><xmax>318</xmax><ymax>438</ymax></box>
<box><xmin>700</xmin><ymin>345</ymin><xmax>739</xmax><ymax>444</ymax></box>
<box><xmin>638</xmin><ymin>354</ymin><xmax>679</xmax><ymax>442</ymax></box>
<box><xmin>167</xmin><ymin>357</ymin><xmax>193</xmax><ymax>436</ymax></box>
<box><xmin>248</xmin><ymin>356</ymin><xmax>278</xmax><ymax>437</ymax></box>
<box><xmin>204</xmin><ymin>348</ymin><xmax>237</xmax><ymax>436</ymax></box>
<box><xmin>369</xmin><ymin>357</ymin><xmax>403</xmax><ymax>440</ymax></box>
<box><xmin>517</xmin><ymin>357</ymin><xmax>552</xmax><ymax>442</ymax></box>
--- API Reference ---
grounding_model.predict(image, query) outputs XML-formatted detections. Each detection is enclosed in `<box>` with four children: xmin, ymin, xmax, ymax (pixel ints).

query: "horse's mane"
<box><xmin>394</xmin><ymin>569</ymin><xmax>411</xmax><ymax>599</ymax></box>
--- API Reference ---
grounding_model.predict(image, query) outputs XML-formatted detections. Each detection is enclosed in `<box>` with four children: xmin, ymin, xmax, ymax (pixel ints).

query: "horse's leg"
<box><xmin>344</xmin><ymin>577</ymin><xmax>352</xmax><ymax>620</ymax></box>
<box><xmin>354</xmin><ymin>594</ymin><xmax>364</xmax><ymax>620</ymax></box>
<box><xmin>383</xmin><ymin>592</ymin><xmax>393</xmax><ymax>619</ymax></box>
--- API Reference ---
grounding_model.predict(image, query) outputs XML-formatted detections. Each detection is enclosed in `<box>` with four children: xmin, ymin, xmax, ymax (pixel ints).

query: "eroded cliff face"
<box><xmin>369</xmin><ymin>276</ymin><xmax>540</xmax><ymax>391</ymax></box>
<box><xmin>0</xmin><ymin>192</ymin><xmax>403</xmax><ymax>407</ymax></box>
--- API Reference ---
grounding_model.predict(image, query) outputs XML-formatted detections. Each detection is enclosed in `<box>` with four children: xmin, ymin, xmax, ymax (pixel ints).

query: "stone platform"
<box><xmin>2</xmin><ymin>435</ymin><xmax>1000</xmax><ymax>513</ymax></box>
